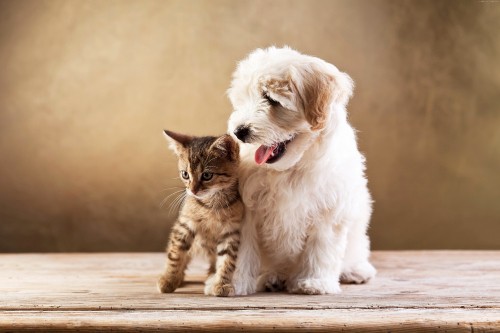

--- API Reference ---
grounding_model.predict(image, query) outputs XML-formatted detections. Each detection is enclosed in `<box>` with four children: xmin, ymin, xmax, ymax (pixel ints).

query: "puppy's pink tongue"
<box><xmin>255</xmin><ymin>144</ymin><xmax>276</xmax><ymax>165</ymax></box>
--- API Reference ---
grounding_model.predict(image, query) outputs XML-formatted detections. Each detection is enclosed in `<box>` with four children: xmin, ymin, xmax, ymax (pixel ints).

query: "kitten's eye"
<box><xmin>181</xmin><ymin>170</ymin><xmax>189</xmax><ymax>180</ymax></box>
<box><xmin>263</xmin><ymin>92</ymin><xmax>281</xmax><ymax>107</ymax></box>
<box><xmin>201</xmin><ymin>172</ymin><xmax>213</xmax><ymax>181</ymax></box>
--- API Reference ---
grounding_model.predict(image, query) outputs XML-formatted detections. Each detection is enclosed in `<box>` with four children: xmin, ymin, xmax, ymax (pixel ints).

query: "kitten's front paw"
<box><xmin>212</xmin><ymin>283</ymin><xmax>235</xmax><ymax>297</ymax></box>
<box><xmin>204</xmin><ymin>276</ymin><xmax>235</xmax><ymax>297</ymax></box>
<box><xmin>157</xmin><ymin>274</ymin><xmax>181</xmax><ymax>293</ymax></box>
<box><xmin>289</xmin><ymin>278</ymin><xmax>341</xmax><ymax>295</ymax></box>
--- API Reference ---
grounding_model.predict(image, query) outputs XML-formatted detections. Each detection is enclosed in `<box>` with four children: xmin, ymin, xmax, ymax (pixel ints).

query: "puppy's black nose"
<box><xmin>234</xmin><ymin>125</ymin><xmax>251</xmax><ymax>143</ymax></box>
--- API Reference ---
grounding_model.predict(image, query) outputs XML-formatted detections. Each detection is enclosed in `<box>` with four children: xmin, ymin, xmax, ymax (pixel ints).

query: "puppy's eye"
<box><xmin>263</xmin><ymin>92</ymin><xmax>281</xmax><ymax>107</ymax></box>
<box><xmin>181</xmin><ymin>170</ymin><xmax>189</xmax><ymax>180</ymax></box>
<box><xmin>201</xmin><ymin>172</ymin><xmax>213</xmax><ymax>181</ymax></box>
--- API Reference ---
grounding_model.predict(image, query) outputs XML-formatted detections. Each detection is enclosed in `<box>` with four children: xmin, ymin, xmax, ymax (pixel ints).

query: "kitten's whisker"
<box><xmin>168</xmin><ymin>192</ymin><xmax>186</xmax><ymax>216</ymax></box>
<box><xmin>171</xmin><ymin>192</ymin><xmax>185</xmax><ymax>209</ymax></box>
<box><xmin>160</xmin><ymin>189</ymin><xmax>185</xmax><ymax>209</ymax></box>
<box><xmin>161</xmin><ymin>189</ymin><xmax>185</xmax><ymax>202</ymax></box>
<box><xmin>174</xmin><ymin>193</ymin><xmax>186</xmax><ymax>213</ymax></box>
<box><xmin>167</xmin><ymin>193</ymin><xmax>183</xmax><ymax>215</ymax></box>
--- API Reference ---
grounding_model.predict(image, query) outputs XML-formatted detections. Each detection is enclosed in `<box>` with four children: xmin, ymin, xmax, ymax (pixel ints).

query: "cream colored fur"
<box><xmin>227</xmin><ymin>46</ymin><xmax>376</xmax><ymax>295</ymax></box>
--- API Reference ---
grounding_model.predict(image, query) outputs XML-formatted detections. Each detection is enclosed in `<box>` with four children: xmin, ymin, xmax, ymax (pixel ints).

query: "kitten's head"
<box><xmin>163</xmin><ymin>130</ymin><xmax>240</xmax><ymax>201</ymax></box>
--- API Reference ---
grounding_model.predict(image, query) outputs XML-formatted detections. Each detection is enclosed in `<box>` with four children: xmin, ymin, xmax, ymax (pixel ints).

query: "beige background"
<box><xmin>0</xmin><ymin>0</ymin><xmax>499</xmax><ymax>252</ymax></box>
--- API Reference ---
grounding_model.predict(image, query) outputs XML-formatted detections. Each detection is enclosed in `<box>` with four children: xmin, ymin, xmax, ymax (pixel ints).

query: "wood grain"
<box><xmin>0</xmin><ymin>251</ymin><xmax>499</xmax><ymax>331</ymax></box>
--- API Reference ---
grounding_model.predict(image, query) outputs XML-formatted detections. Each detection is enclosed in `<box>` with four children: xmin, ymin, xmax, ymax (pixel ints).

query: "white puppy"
<box><xmin>227</xmin><ymin>46</ymin><xmax>376</xmax><ymax>295</ymax></box>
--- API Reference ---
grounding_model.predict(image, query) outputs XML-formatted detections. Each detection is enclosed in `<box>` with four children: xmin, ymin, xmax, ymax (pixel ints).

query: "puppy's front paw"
<box><xmin>203</xmin><ymin>274</ymin><xmax>216</xmax><ymax>295</ymax></box>
<box><xmin>340</xmin><ymin>261</ymin><xmax>376</xmax><ymax>284</ymax></box>
<box><xmin>157</xmin><ymin>274</ymin><xmax>182</xmax><ymax>293</ymax></box>
<box><xmin>232</xmin><ymin>276</ymin><xmax>257</xmax><ymax>296</ymax></box>
<box><xmin>289</xmin><ymin>278</ymin><xmax>341</xmax><ymax>295</ymax></box>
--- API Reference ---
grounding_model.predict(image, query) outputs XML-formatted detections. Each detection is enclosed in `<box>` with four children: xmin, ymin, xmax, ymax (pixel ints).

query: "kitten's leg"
<box><xmin>157</xmin><ymin>219</ymin><xmax>195</xmax><ymax>293</ymax></box>
<box><xmin>288</xmin><ymin>219</ymin><xmax>348</xmax><ymax>295</ymax></box>
<box><xmin>203</xmin><ymin>251</ymin><xmax>217</xmax><ymax>293</ymax></box>
<box><xmin>205</xmin><ymin>227</ymin><xmax>240</xmax><ymax>297</ymax></box>
<box><xmin>208</xmin><ymin>253</ymin><xmax>216</xmax><ymax>276</ymax></box>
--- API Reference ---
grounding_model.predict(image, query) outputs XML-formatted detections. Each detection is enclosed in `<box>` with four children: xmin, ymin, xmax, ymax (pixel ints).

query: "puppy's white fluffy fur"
<box><xmin>227</xmin><ymin>46</ymin><xmax>375</xmax><ymax>295</ymax></box>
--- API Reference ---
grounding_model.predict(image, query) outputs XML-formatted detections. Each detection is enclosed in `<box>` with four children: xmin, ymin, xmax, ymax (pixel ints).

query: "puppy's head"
<box><xmin>227</xmin><ymin>46</ymin><xmax>353</xmax><ymax>171</ymax></box>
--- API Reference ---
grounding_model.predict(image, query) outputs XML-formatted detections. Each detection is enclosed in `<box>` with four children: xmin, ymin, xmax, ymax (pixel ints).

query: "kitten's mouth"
<box><xmin>254</xmin><ymin>138</ymin><xmax>293</xmax><ymax>165</ymax></box>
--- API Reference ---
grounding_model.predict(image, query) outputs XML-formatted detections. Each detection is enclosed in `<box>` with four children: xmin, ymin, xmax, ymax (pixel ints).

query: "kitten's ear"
<box><xmin>163</xmin><ymin>129</ymin><xmax>193</xmax><ymax>155</ymax></box>
<box><xmin>210</xmin><ymin>134</ymin><xmax>239</xmax><ymax>161</ymax></box>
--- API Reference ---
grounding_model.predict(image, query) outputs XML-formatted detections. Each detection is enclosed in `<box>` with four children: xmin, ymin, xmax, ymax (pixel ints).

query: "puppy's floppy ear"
<box><xmin>331</xmin><ymin>69</ymin><xmax>354</xmax><ymax>106</ymax></box>
<box><xmin>290</xmin><ymin>63</ymin><xmax>354</xmax><ymax>131</ymax></box>
<box><xmin>163</xmin><ymin>129</ymin><xmax>193</xmax><ymax>155</ymax></box>
<box><xmin>210</xmin><ymin>134</ymin><xmax>240</xmax><ymax>162</ymax></box>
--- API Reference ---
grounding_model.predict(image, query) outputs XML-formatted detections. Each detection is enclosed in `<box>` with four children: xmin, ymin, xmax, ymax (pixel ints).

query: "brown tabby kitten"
<box><xmin>158</xmin><ymin>130</ymin><xmax>243</xmax><ymax>297</ymax></box>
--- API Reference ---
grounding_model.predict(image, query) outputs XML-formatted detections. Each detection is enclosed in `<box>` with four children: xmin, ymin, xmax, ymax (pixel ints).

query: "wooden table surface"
<box><xmin>0</xmin><ymin>251</ymin><xmax>499</xmax><ymax>332</ymax></box>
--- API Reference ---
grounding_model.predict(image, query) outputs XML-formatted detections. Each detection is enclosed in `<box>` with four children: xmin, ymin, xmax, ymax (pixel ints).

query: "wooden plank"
<box><xmin>0</xmin><ymin>251</ymin><xmax>499</xmax><ymax>331</ymax></box>
<box><xmin>1</xmin><ymin>251</ymin><xmax>499</xmax><ymax>310</ymax></box>
<box><xmin>0</xmin><ymin>309</ymin><xmax>499</xmax><ymax>332</ymax></box>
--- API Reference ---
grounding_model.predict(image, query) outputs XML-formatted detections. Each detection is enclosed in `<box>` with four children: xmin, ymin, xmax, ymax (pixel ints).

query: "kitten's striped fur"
<box><xmin>158</xmin><ymin>130</ymin><xmax>243</xmax><ymax>297</ymax></box>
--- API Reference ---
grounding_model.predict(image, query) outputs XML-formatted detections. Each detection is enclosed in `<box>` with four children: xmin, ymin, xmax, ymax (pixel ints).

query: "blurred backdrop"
<box><xmin>0</xmin><ymin>0</ymin><xmax>499</xmax><ymax>252</ymax></box>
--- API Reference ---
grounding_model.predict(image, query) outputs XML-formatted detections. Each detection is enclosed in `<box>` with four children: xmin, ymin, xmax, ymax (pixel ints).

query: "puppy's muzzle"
<box><xmin>234</xmin><ymin>125</ymin><xmax>252</xmax><ymax>143</ymax></box>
